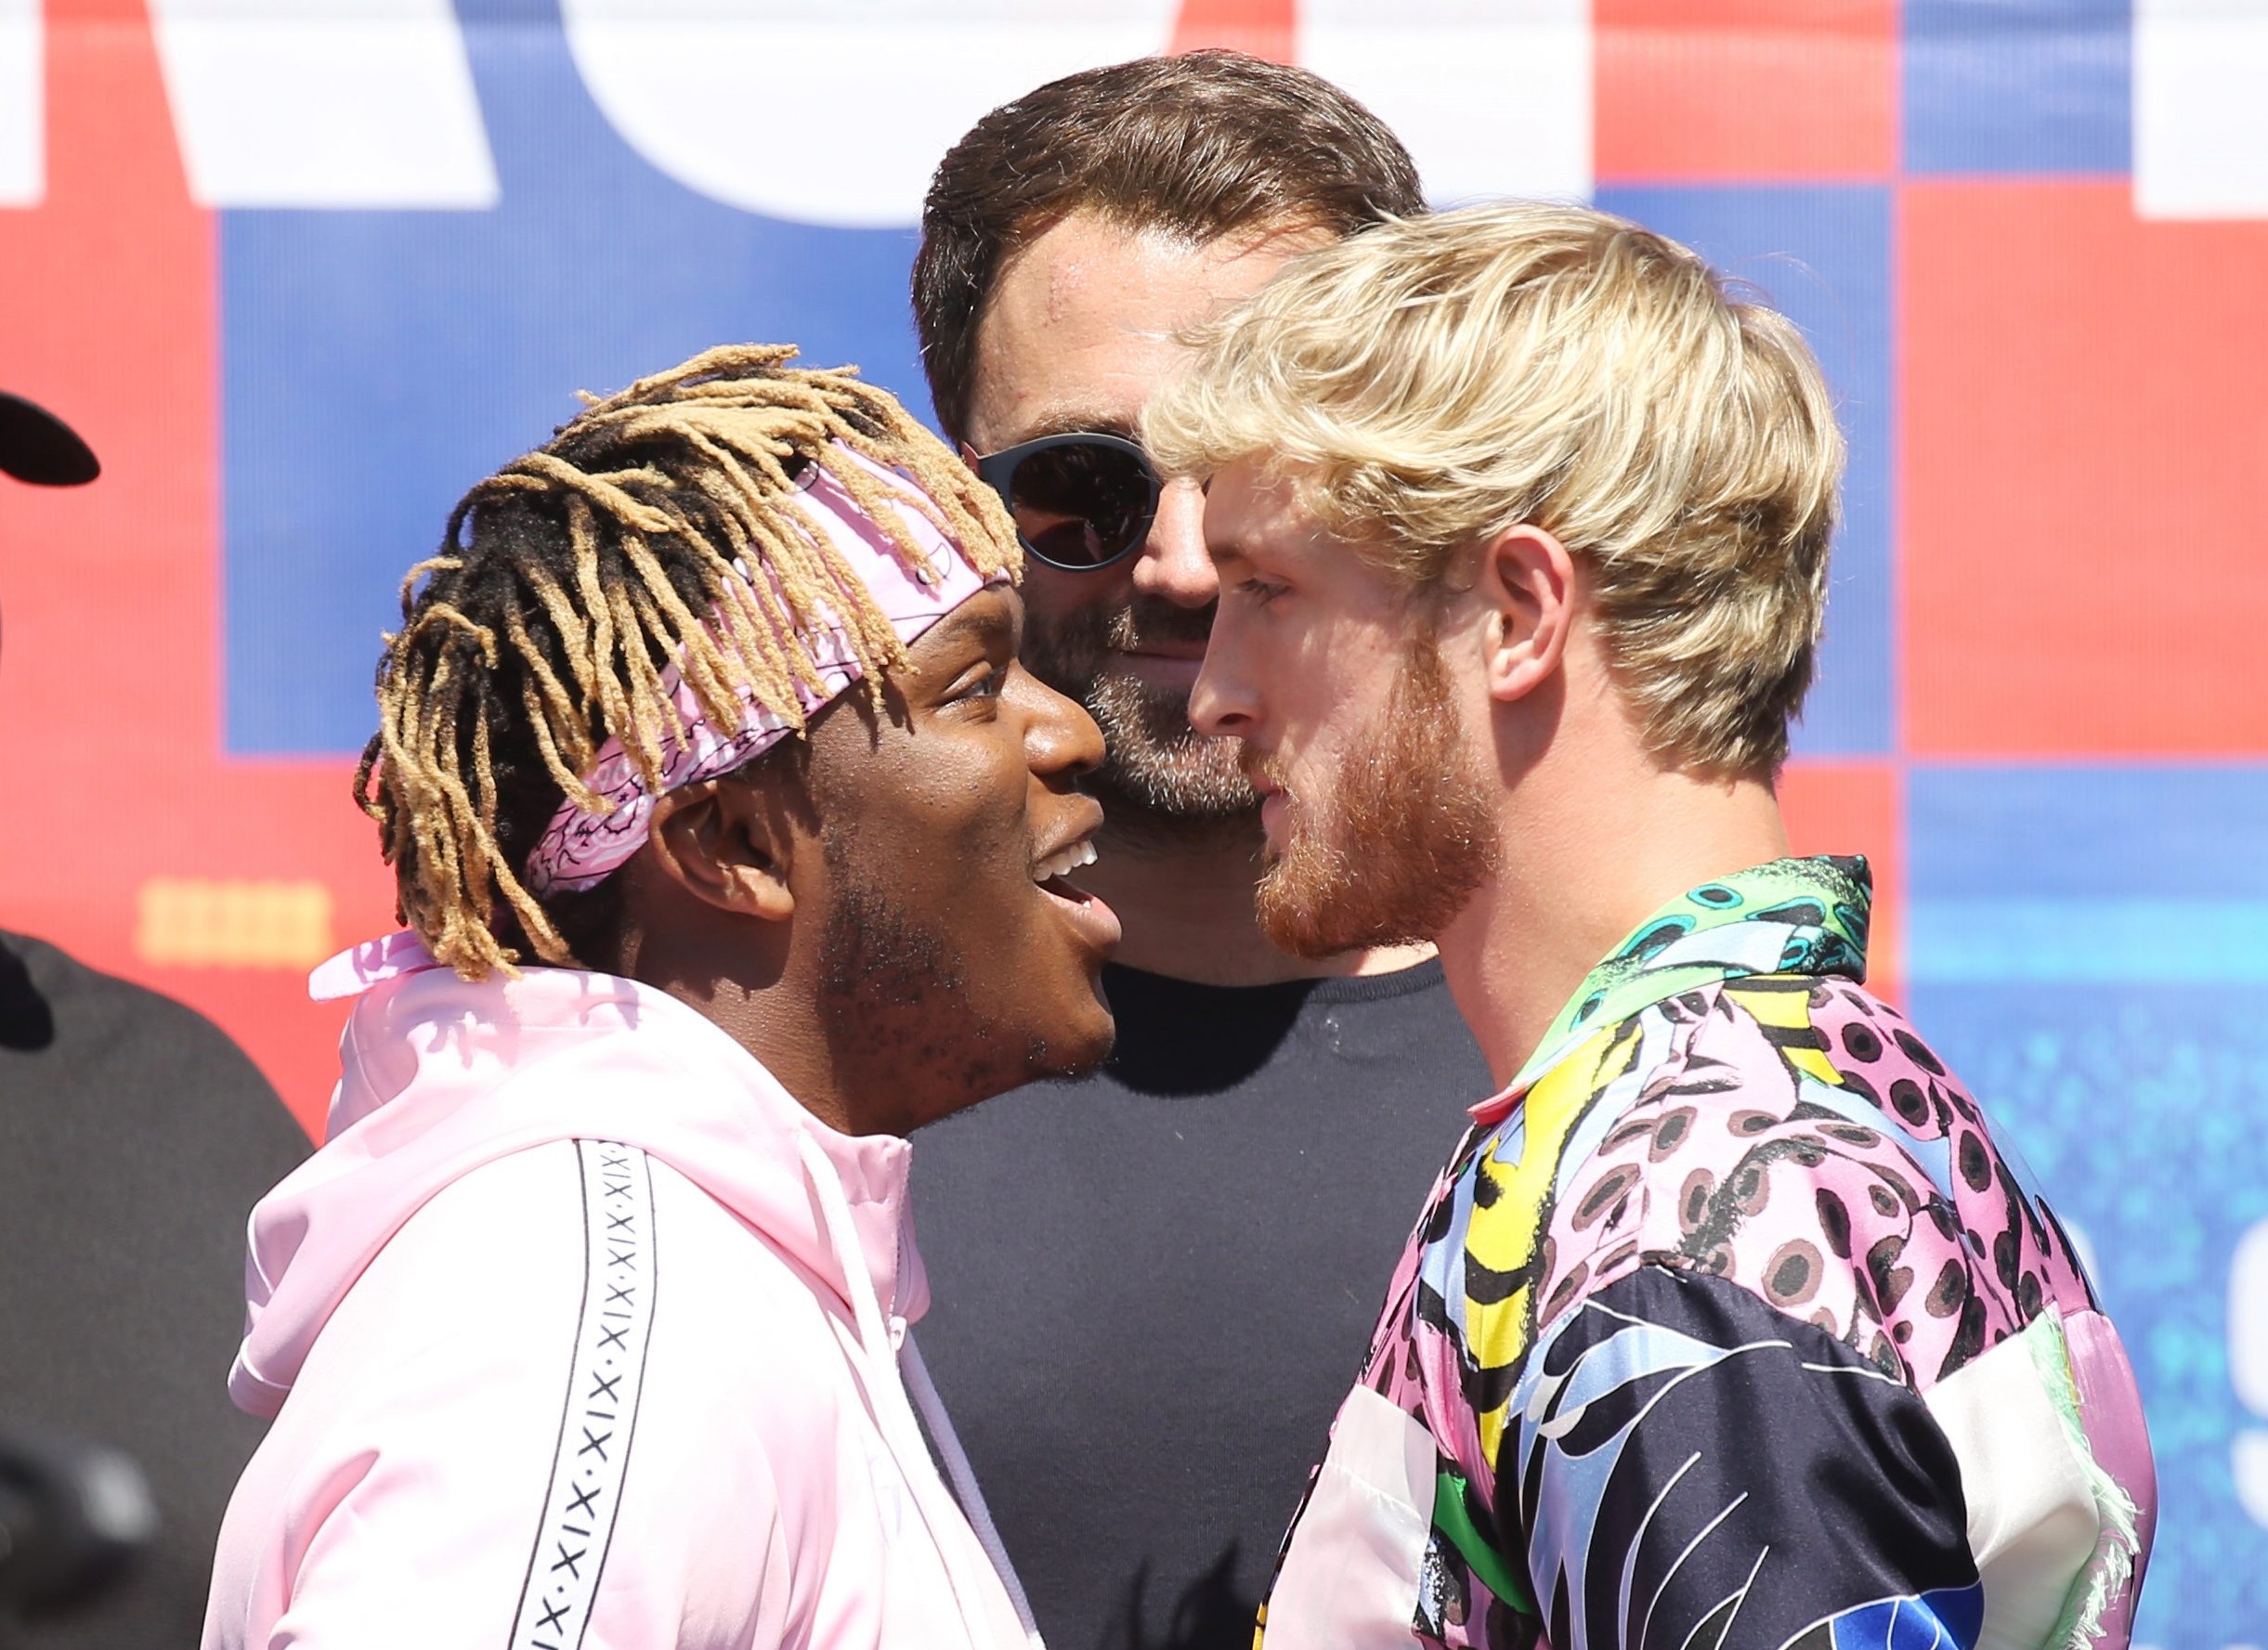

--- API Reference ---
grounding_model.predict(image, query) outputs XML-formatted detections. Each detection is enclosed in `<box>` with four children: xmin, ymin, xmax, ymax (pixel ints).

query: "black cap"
<box><xmin>0</xmin><ymin>392</ymin><xmax>100</xmax><ymax>487</ymax></box>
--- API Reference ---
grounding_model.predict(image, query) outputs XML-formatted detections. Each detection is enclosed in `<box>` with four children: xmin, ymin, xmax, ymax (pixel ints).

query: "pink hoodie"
<box><xmin>204</xmin><ymin>936</ymin><xmax>1043</xmax><ymax>1650</ymax></box>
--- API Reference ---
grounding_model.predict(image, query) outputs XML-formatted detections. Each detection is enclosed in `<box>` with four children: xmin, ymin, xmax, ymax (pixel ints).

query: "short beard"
<box><xmin>1023</xmin><ymin>595</ymin><xmax>1257</xmax><ymax>845</ymax></box>
<box><xmin>815</xmin><ymin>834</ymin><xmax>1064</xmax><ymax>1111</ymax></box>
<box><xmin>1253</xmin><ymin>638</ymin><xmax>1502</xmax><ymax>958</ymax></box>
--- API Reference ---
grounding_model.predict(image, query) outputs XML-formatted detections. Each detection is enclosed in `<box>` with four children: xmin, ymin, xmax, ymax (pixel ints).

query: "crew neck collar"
<box><xmin>1472</xmin><ymin>855</ymin><xmax>1871</xmax><ymax>1124</ymax></box>
<box><xmin>1101</xmin><ymin>955</ymin><xmax>1448</xmax><ymax>1007</ymax></box>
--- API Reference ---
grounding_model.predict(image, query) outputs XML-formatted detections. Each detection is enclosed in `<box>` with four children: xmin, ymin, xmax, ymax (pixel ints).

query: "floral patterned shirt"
<box><xmin>1258</xmin><ymin>857</ymin><xmax>2155</xmax><ymax>1650</ymax></box>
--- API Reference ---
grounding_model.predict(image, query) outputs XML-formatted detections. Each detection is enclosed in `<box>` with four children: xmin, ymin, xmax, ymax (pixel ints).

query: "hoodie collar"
<box><xmin>237</xmin><ymin>935</ymin><xmax>926</xmax><ymax>1415</ymax></box>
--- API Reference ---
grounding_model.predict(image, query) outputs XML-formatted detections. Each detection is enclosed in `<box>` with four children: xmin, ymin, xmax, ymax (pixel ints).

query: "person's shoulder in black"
<box><xmin>916</xmin><ymin>956</ymin><xmax>1492</xmax><ymax>1650</ymax></box>
<box><xmin>0</xmin><ymin>929</ymin><xmax>310</xmax><ymax>1647</ymax></box>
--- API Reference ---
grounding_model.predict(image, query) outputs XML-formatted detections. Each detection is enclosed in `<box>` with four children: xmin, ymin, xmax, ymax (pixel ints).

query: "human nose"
<box><xmin>1010</xmin><ymin>663</ymin><xmax>1104</xmax><ymax>785</ymax></box>
<box><xmin>1128</xmin><ymin>476</ymin><xmax>1218</xmax><ymax>609</ymax></box>
<box><xmin>1189</xmin><ymin>606</ymin><xmax>1258</xmax><ymax>740</ymax></box>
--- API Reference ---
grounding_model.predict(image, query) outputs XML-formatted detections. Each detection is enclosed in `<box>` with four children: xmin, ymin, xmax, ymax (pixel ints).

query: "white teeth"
<box><xmin>1033</xmin><ymin>839</ymin><xmax>1099</xmax><ymax>883</ymax></box>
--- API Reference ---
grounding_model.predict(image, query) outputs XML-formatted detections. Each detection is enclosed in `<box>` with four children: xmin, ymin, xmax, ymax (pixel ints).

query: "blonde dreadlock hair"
<box><xmin>357</xmin><ymin>344</ymin><xmax>1021</xmax><ymax>981</ymax></box>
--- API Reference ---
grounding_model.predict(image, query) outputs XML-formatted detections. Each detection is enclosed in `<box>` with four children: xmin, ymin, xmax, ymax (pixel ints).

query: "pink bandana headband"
<box><xmin>522</xmin><ymin>446</ymin><xmax>1000</xmax><ymax>896</ymax></box>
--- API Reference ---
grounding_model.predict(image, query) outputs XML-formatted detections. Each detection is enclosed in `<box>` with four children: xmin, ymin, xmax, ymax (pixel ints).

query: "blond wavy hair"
<box><xmin>1143</xmin><ymin>201</ymin><xmax>1844</xmax><ymax>777</ymax></box>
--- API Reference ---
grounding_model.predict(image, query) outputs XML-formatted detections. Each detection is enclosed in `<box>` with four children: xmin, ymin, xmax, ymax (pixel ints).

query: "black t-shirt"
<box><xmin>0</xmin><ymin>931</ymin><xmax>311</xmax><ymax>1646</ymax></box>
<box><xmin>914</xmin><ymin>958</ymin><xmax>1493</xmax><ymax>1650</ymax></box>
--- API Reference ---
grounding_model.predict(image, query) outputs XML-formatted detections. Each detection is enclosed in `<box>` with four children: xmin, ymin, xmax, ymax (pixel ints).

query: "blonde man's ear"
<box><xmin>1476</xmin><ymin>525</ymin><xmax>1578</xmax><ymax>708</ymax></box>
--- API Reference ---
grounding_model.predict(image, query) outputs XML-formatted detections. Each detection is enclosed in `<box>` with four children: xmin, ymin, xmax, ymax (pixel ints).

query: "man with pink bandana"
<box><xmin>202</xmin><ymin>347</ymin><xmax>1119</xmax><ymax>1649</ymax></box>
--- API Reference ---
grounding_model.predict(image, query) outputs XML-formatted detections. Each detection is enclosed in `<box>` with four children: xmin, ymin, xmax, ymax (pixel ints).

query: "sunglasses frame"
<box><xmin>971</xmin><ymin>431</ymin><xmax>1164</xmax><ymax>574</ymax></box>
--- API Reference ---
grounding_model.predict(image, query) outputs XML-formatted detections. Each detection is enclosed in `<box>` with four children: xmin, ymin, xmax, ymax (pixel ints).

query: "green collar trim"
<box><xmin>1505</xmin><ymin>854</ymin><xmax>1873</xmax><ymax>1097</ymax></box>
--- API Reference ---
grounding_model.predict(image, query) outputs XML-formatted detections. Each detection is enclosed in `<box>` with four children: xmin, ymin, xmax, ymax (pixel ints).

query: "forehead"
<box><xmin>904</xmin><ymin>583</ymin><xmax>1021</xmax><ymax>669</ymax></box>
<box><xmin>964</xmin><ymin>212</ymin><xmax>1330</xmax><ymax>450</ymax></box>
<box><xmin>1204</xmin><ymin>463</ymin><xmax>1316</xmax><ymax>561</ymax></box>
<box><xmin>1206</xmin><ymin>462</ymin><xmax>1411</xmax><ymax>606</ymax></box>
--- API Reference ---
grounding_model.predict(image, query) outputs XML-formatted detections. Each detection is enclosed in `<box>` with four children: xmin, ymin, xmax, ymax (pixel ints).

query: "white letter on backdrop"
<box><xmin>0</xmin><ymin>0</ymin><xmax>37</xmax><ymax>207</ymax></box>
<box><xmin>2231</xmin><ymin>1216</ymin><xmax>2268</xmax><ymax>1527</ymax></box>
<box><xmin>149</xmin><ymin>0</ymin><xmax>497</xmax><ymax>208</ymax></box>
<box><xmin>561</xmin><ymin>0</ymin><xmax>1175</xmax><ymax>229</ymax></box>
<box><xmin>2135</xmin><ymin>0</ymin><xmax>2268</xmax><ymax>220</ymax></box>
<box><xmin>1302</xmin><ymin>0</ymin><xmax>1593</xmax><ymax>207</ymax></box>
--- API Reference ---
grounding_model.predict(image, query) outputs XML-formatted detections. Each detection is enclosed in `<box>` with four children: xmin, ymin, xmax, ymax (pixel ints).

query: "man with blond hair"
<box><xmin>1147</xmin><ymin>203</ymin><xmax>2157</xmax><ymax>1649</ymax></box>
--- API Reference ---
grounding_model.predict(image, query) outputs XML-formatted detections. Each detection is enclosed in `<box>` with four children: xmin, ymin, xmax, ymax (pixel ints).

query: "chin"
<box><xmin>914</xmin><ymin>972</ymin><xmax>1115</xmax><ymax>1132</ymax></box>
<box><xmin>1021</xmin><ymin>971</ymin><xmax>1118</xmax><ymax>1084</ymax></box>
<box><xmin>1058</xmin><ymin>994</ymin><xmax>1119</xmax><ymax>1077</ymax></box>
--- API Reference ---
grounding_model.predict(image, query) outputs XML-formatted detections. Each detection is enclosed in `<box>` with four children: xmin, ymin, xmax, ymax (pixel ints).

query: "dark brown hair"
<box><xmin>913</xmin><ymin>49</ymin><xmax>1425</xmax><ymax>444</ymax></box>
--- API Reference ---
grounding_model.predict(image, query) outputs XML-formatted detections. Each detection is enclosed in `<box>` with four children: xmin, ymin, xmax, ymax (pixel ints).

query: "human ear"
<box><xmin>1475</xmin><ymin>525</ymin><xmax>1577</xmax><ymax>705</ymax></box>
<box><xmin>645</xmin><ymin>778</ymin><xmax>797</xmax><ymax>923</ymax></box>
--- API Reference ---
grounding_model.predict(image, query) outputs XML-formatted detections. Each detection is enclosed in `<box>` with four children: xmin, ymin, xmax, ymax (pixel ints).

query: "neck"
<box><xmin>1438</xmin><ymin>760</ymin><xmax>1790</xmax><ymax>1091</ymax></box>
<box><xmin>1075</xmin><ymin>807</ymin><xmax>1432</xmax><ymax>987</ymax></box>
<box><xmin>618</xmin><ymin>914</ymin><xmax>878</xmax><ymax>1137</ymax></box>
<box><xmin>635</xmin><ymin>971</ymin><xmax>863</xmax><ymax>1136</ymax></box>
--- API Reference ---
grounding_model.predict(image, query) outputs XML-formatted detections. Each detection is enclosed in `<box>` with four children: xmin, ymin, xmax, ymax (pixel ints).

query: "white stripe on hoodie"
<box><xmin>203</xmin><ymin>940</ymin><xmax>1042</xmax><ymax>1650</ymax></box>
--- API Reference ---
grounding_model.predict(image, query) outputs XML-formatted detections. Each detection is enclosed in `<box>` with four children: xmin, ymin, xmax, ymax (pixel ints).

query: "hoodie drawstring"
<box><xmin>794</xmin><ymin>1131</ymin><xmax>1044</xmax><ymax>1650</ymax></box>
<box><xmin>901</xmin><ymin>1331</ymin><xmax>1042</xmax><ymax>1644</ymax></box>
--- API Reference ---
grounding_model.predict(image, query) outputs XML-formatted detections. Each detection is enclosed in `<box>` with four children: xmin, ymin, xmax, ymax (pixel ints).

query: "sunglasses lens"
<box><xmin>1003</xmin><ymin>441</ymin><xmax>1155</xmax><ymax>568</ymax></box>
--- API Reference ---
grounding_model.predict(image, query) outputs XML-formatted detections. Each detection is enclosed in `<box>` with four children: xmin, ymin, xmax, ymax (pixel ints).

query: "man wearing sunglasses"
<box><xmin>907</xmin><ymin>51</ymin><xmax>1493</xmax><ymax>1650</ymax></box>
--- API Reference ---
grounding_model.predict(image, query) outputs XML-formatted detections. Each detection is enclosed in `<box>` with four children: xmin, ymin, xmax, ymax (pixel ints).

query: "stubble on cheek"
<box><xmin>815</xmin><ymin>841</ymin><xmax>1072</xmax><ymax>1111</ymax></box>
<box><xmin>1022</xmin><ymin>596</ymin><xmax>1256</xmax><ymax>826</ymax></box>
<box><xmin>1253</xmin><ymin>642</ymin><xmax>1501</xmax><ymax>958</ymax></box>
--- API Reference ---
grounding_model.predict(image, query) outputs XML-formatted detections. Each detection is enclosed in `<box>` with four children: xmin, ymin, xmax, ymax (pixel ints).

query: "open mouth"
<box><xmin>1032</xmin><ymin>838</ymin><xmax>1099</xmax><ymax>884</ymax></box>
<box><xmin>1030</xmin><ymin>833</ymin><xmax>1123</xmax><ymax>955</ymax></box>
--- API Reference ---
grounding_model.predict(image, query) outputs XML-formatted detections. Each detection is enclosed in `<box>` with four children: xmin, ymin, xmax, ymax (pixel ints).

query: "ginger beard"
<box><xmin>1249</xmin><ymin>637</ymin><xmax>1502</xmax><ymax>958</ymax></box>
<box><xmin>1023</xmin><ymin>595</ymin><xmax>1256</xmax><ymax>828</ymax></box>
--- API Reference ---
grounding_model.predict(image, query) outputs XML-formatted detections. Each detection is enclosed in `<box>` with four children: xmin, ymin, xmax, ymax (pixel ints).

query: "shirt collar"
<box><xmin>1469</xmin><ymin>854</ymin><xmax>1873</xmax><ymax>1124</ymax></box>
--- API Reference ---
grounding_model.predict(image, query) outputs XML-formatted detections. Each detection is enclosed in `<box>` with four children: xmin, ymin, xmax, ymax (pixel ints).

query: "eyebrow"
<box><xmin>1000</xmin><ymin>409</ymin><xmax>1142</xmax><ymax>446</ymax></box>
<box><xmin>929</xmin><ymin>595</ymin><xmax>1018</xmax><ymax>655</ymax></box>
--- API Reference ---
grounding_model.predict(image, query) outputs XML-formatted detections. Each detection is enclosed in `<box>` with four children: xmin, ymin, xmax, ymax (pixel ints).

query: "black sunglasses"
<box><xmin>972</xmin><ymin>432</ymin><xmax>1164</xmax><ymax>573</ymax></box>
